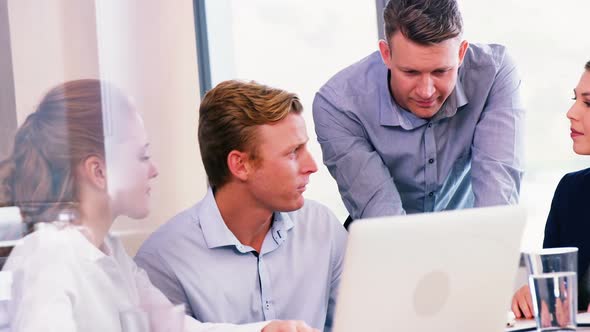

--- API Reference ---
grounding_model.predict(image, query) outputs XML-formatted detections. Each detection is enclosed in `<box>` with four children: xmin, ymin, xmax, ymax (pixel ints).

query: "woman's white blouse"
<box><xmin>2</xmin><ymin>226</ymin><xmax>268</xmax><ymax>332</ymax></box>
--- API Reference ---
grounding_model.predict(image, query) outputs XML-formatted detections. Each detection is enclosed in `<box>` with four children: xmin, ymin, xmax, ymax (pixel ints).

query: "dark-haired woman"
<box><xmin>512</xmin><ymin>61</ymin><xmax>590</xmax><ymax>319</ymax></box>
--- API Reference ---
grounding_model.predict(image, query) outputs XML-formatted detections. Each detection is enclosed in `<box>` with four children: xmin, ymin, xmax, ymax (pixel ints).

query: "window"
<box><xmin>459</xmin><ymin>0</ymin><xmax>589</xmax><ymax>249</ymax></box>
<box><xmin>202</xmin><ymin>0</ymin><xmax>379</xmax><ymax>222</ymax></box>
<box><xmin>201</xmin><ymin>0</ymin><xmax>589</xmax><ymax>250</ymax></box>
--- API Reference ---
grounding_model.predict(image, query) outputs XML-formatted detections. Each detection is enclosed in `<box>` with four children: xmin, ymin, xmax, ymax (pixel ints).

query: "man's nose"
<box><xmin>416</xmin><ymin>75</ymin><xmax>435</xmax><ymax>99</ymax></box>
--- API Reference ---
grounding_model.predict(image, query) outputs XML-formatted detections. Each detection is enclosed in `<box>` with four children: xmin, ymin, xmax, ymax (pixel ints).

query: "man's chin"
<box><xmin>409</xmin><ymin>107</ymin><xmax>439</xmax><ymax>120</ymax></box>
<box><xmin>279</xmin><ymin>198</ymin><xmax>305</xmax><ymax>213</ymax></box>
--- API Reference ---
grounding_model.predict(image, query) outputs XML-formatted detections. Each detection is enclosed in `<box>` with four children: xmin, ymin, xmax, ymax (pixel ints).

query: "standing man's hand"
<box><xmin>262</xmin><ymin>320</ymin><xmax>320</xmax><ymax>332</ymax></box>
<box><xmin>512</xmin><ymin>285</ymin><xmax>534</xmax><ymax>319</ymax></box>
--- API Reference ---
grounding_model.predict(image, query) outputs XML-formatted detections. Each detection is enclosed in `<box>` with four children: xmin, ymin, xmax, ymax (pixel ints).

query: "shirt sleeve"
<box><xmin>132</xmin><ymin>256</ymin><xmax>271</xmax><ymax>332</ymax></box>
<box><xmin>134</xmin><ymin>249</ymin><xmax>194</xmax><ymax>316</ymax></box>
<box><xmin>313</xmin><ymin>88</ymin><xmax>405</xmax><ymax>219</ymax></box>
<box><xmin>5</xmin><ymin>262</ymin><xmax>77</xmax><ymax>332</ymax></box>
<box><xmin>324</xmin><ymin>216</ymin><xmax>348</xmax><ymax>332</ymax></box>
<box><xmin>470</xmin><ymin>49</ymin><xmax>525</xmax><ymax>207</ymax></box>
<box><xmin>10</xmin><ymin>291</ymin><xmax>76</xmax><ymax>332</ymax></box>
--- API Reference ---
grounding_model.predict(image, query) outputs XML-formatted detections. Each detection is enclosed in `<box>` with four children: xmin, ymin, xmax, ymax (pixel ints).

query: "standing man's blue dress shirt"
<box><xmin>313</xmin><ymin>44</ymin><xmax>525</xmax><ymax>219</ymax></box>
<box><xmin>135</xmin><ymin>189</ymin><xmax>347</xmax><ymax>332</ymax></box>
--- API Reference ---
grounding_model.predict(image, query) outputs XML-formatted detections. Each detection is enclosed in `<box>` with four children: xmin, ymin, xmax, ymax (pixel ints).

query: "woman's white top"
<box><xmin>2</xmin><ymin>225</ymin><xmax>268</xmax><ymax>332</ymax></box>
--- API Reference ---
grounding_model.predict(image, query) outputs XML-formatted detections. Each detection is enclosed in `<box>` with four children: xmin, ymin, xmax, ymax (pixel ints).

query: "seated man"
<box><xmin>135</xmin><ymin>80</ymin><xmax>347</xmax><ymax>332</ymax></box>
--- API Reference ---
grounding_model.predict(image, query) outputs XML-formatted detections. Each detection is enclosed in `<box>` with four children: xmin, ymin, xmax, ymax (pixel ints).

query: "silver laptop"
<box><xmin>333</xmin><ymin>205</ymin><xmax>526</xmax><ymax>332</ymax></box>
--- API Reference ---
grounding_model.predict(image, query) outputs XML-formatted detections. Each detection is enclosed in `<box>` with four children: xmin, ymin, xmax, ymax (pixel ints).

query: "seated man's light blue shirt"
<box><xmin>135</xmin><ymin>189</ymin><xmax>347</xmax><ymax>332</ymax></box>
<box><xmin>313</xmin><ymin>44</ymin><xmax>525</xmax><ymax>219</ymax></box>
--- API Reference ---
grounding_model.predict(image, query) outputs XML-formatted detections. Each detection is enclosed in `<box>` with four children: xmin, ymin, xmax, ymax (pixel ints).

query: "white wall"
<box><xmin>8</xmin><ymin>0</ymin><xmax>100</xmax><ymax>123</ymax></box>
<box><xmin>7</xmin><ymin>0</ymin><xmax>207</xmax><ymax>255</ymax></box>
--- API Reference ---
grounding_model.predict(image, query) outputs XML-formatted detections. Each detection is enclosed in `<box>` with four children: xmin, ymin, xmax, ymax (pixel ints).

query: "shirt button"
<box><xmin>428</xmin><ymin>192</ymin><xmax>434</xmax><ymax>197</ymax></box>
<box><xmin>428</xmin><ymin>123</ymin><xmax>433</xmax><ymax>128</ymax></box>
<box><xmin>428</xmin><ymin>158</ymin><xmax>434</xmax><ymax>164</ymax></box>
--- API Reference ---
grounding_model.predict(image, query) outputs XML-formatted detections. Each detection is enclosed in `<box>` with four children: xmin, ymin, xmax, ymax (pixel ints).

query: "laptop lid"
<box><xmin>333</xmin><ymin>205</ymin><xmax>526</xmax><ymax>332</ymax></box>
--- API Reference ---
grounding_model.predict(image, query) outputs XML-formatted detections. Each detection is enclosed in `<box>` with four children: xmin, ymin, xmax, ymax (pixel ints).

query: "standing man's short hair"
<box><xmin>198</xmin><ymin>80</ymin><xmax>303</xmax><ymax>189</ymax></box>
<box><xmin>383</xmin><ymin>0</ymin><xmax>463</xmax><ymax>45</ymax></box>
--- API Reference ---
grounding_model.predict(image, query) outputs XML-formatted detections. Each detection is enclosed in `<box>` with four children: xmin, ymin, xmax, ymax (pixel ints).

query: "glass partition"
<box><xmin>0</xmin><ymin>0</ymin><xmax>206</xmax><ymax>330</ymax></box>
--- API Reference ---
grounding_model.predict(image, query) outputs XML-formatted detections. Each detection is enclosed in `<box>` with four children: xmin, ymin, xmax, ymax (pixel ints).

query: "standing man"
<box><xmin>136</xmin><ymin>80</ymin><xmax>347</xmax><ymax>332</ymax></box>
<box><xmin>313</xmin><ymin>0</ymin><xmax>524</xmax><ymax>223</ymax></box>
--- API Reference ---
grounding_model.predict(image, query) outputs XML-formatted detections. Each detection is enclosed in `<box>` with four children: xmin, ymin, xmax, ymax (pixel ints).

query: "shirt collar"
<box><xmin>198</xmin><ymin>188</ymin><xmax>243</xmax><ymax>249</ymax></box>
<box><xmin>268</xmin><ymin>211</ymin><xmax>295</xmax><ymax>244</ymax></box>
<box><xmin>434</xmin><ymin>76</ymin><xmax>469</xmax><ymax>121</ymax></box>
<box><xmin>379</xmin><ymin>69</ymin><xmax>469</xmax><ymax>129</ymax></box>
<box><xmin>259</xmin><ymin>212</ymin><xmax>294</xmax><ymax>255</ymax></box>
<box><xmin>197</xmin><ymin>188</ymin><xmax>295</xmax><ymax>251</ymax></box>
<box><xmin>63</xmin><ymin>226</ymin><xmax>110</xmax><ymax>262</ymax></box>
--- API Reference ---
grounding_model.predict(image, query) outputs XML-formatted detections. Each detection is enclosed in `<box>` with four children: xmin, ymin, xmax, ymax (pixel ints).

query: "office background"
<box><xmin>0</xmin><ymin>0</ymin><xmax>588</xmax><ymax>253</ymax></box>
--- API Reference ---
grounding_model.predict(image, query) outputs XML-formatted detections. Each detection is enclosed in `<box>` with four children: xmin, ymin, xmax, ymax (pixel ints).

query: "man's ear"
<box><xmin>227</xmin><ymin>150</ymin><xmax>251</xmax><ymax>182</ymax></box>
<box><xmin>81</xmin><ymin>155</ymin><xmax>107</xmax><ymax>190</ymax></box>
<box><xmin>378</xmin><ymin>39</ymin><xmax>393</xmax><ymax>69</ymax></box>
<box><xmin>458</xmin><ymin>40</ymin><xmax>469</xmax><ymax>66</ymax></box>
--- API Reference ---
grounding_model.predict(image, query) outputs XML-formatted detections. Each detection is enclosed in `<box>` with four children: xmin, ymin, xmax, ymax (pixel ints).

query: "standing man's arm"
<box><xmin>471</xmin><ymin>50</ymin><xmax>525</xmax><ymax>207</ymax></box>
<box><xmin>313</xmin><ymin>89</ymin><xmax>405</xmax><ymax>219</ymax></box>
